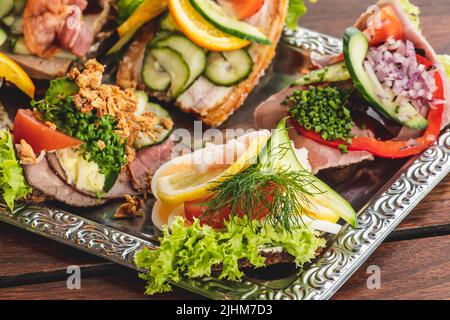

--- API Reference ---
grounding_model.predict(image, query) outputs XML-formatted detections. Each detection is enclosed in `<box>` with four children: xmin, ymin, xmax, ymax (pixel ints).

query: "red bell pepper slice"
<box><xmin>292</xmin><ymin>54</ymin><xmax>445</xmax><ymax>159</ymax></box>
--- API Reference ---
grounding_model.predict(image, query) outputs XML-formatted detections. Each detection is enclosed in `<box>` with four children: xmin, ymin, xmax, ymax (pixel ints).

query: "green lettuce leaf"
<box><xmin>116</xmin><ymin>0</ymin><xmax>145</xmax><ymax>24</ymax></box>
<box><xmin>286</xmin><ymin>0</ymin><xmax>316</xmax><ymax>30</ymax></box>
<box><xmin>135</xmin><ymin>217</ymin><xmax>325</xmax><ymax>295</ymax></box>
<box><xmin>438</xmin><ymin>55</ymin><xmax>450</xmax><ymax>80</ymax></box>
<box><xmin>0</xmin><ymin>130</ymin><xmax>31</xmax><ymax>209</ymax></box>
<box><xmin>44</xmin><ymin>78</ymin><xmax>79</xmax><ymax>105</ymax></box>
<box><xmin>399</xmin><ymin>0</ymin><xmax>421</xmax><ymax>30</ymax></box>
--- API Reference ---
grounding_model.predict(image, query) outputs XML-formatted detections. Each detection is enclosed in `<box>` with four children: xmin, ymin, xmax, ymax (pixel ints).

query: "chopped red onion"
<box><xmin>365</xmin><ymin>37</ymin><xmax>438</xmax><ymax>110</ymax></box>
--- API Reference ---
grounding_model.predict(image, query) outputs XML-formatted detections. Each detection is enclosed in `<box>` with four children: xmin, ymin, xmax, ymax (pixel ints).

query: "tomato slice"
<box><xmin>364</xmin><ymin>6</ymin><xmax>403</xmax><ymax>46</ymax></box>
<box><xmin>184</xmin><ymin>186</ymin><xmax>273</xmax><ymax>229</ymax></box>
<box><xmin>184</xmin><ymin>198</ymin><xmax>232</xmax><ymax>229</ymax></box>
<box><xmin>224</xmin><ymin>0</ymin><xmax>265</xmax><ymax>20</ymax></box>
<box><xmin>13</xmin><ymin>109</ymin><xmax>82</xmax><ymax>154</ymax></box>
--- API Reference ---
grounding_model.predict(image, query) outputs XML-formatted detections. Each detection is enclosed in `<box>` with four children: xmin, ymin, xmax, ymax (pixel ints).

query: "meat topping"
<box><xmin>23</xmin><ymin>0</ymin><xmax>93</xmax><ymax>58</ymax></box>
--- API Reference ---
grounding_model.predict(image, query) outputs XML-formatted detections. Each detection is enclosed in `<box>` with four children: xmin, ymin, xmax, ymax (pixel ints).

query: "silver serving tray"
<box><xmin>0</xmin><ymin>28</ymin><xmax>449</xmax><ymax>300</ymax></box>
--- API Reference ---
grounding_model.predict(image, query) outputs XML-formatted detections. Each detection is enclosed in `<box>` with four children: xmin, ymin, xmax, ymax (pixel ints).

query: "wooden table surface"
<box><xmin>1</xmin><ymin>0</ymin><xmax>449</xmax><ymax>300</ymax></box>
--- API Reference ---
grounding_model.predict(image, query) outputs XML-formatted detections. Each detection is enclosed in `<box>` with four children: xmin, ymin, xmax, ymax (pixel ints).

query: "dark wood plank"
<box><xmin>302</xmin><ymin>0</ymin><xmax>450</xmax><ymax>54</ymax></box>
<box><xmin>2</xmin><ymin>235</ymin><xmax>448</xmax><ymax>300</ymax></box>
<box><xmin>0</xmin><ymin>267</ymin><xmax>202</xmax><ymax>300</ymax></box>
<box><xmin>397</xmin><ymin>176</ymin><xmax>450</xmax><ymax>231</ymax></box>
<box><xmin>333</xmin><ymin>235</ymin><xmax>450</xmax><ymax>300</ymax></box>
<box><xmin>0</xmin><ymin>223</ymin><xmax>114</xmax><ymax>286</ymax></box>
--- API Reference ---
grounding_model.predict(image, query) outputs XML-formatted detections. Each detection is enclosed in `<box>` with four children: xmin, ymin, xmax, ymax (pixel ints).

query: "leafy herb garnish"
<box><xmin>287</xmin><ymin>86</ymin><xmax>355</xmax><ymax>144</ymax></box>
<box><xmin>201</xmin><ymin>164</ymin><xmax>320</xmax><ymax>232</ymax></box>
<box><xmin>32</xmin><ymin>78</ymin><xmax>126</xmax><ymax>184</ymax></box>
<box><xmin>199</xmin><ymin>129</ymin><xmax>324</xmax><ymax>233</ymax></box>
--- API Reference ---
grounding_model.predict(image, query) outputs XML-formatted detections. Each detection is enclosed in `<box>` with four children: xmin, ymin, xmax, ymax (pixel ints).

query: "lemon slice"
<box><xmin>0</xmin><ymin>52</ymin><xmax>35</xmax><ymax>97</ymax></box>
<box><xmin>152</xmin><ymin>130</ymin><xmax>270</xmax><ymax>208</ymax></box>
<box><xmin>152</xmin><ymin>201</ymin><xmax>186</xmax><ymax>231</ymax></box>
<box><xmin>168</xmin><ymin>0</ymin><xmax>250</xmax><ymax>51</ymax></box>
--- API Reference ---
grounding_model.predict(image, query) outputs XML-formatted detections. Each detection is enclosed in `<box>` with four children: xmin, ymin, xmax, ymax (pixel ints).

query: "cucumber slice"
<box><xmin>148</xmin><ymin>30</ymin><xmax>172</xmax><ymax>46</ymax></box>
<box><xmin>2</xmin><ymin>15</ymin><xmax>15</xmax><ymax>27</ymax></box>
<box><xmin>142</xmin><ymin>50</ymin><xmax>171</xmax><ymax>92</ymax></box>
<box><xmin>293</xmin><ymin>62</ymin><xmax>351</xmax><ymax>86</ymax></box>
<box><xmin>134</xmin><ymin>90</ymin><xmax>173</xmax><ymax>149</ymax></box>
<box><xmin>12</xmin><ymin>37</ymin><xmax>29</xmax><ymax>54</ymax></box>
<box><xmin>149</xmin><ymin>46</ymin><xmax>190</xmax><ymax>97</ymax></box>
<box><xmin>160</xmin><ymin>13</ymin><xmax>179</xmax><ymax>31</ymax></box>
<box><xmin>156</xmin><ymin>33</ymin><xmax>206</xmax><ymax>90</ymax></box>
<box><xmin>10</xmin><ymin>17</ymin><xmax>22</xmax><ymax>35</ymax></box>
<box><xmin>0</xmin><ymin>0</ymin><xmax>14</xmax><ymax>19</ymax></box>
<box><xmin>0</xmin><ymin>28</ymin><xmax>6</xmax><ymax>47</ymax></box>
<box><xmin>205</xmin><ymin>49</ymin><xmax>253</xmax><ymax>86</ymax></box>
<box><xmin>343</xmin><ymin>28</ymin><xmax>428</xmax><ymax>130</ymax></box>
<box><xmin>189</xmin><ymin>0</ymin><xmax>270</xmax><ymax>45</ymax></box>
<box><xmin>260</xmin><ymin>119</ymin><xmax>357</xmax><ymax>227</ymax></box>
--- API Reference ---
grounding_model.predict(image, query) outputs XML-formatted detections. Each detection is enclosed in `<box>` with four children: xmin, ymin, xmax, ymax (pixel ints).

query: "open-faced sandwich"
<box><xmin>1</xmin><ymin>59</ymin><xmax>175</xmax><ymax>209</ymax></box>
<box><xmin>254</xmin><ymin>0</ymin><xmax>450</xmax><ymax>173</ymax></box>
<box><xmin>135</xmin><ymin>118</ymin><xmax>356</xmax><ymax>294</ymax></box>
<box><xmin>0</xmin><ymin>0</ymin><xmax>112</xmax><ymax>79</ymax></box>
<box><xmin>114</xmin><ymin>0</ymin><xmax>290</xmax><ymax>127</ymax></box>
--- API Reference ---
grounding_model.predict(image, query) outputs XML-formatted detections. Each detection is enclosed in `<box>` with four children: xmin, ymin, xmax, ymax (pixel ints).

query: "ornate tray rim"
<box><xmin>0</xmin><ymin>28</ymin><xmax>449</xmax><ymax>300</ymax></box>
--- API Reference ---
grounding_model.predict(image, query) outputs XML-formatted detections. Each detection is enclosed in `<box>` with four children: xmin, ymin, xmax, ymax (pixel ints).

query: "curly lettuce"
<box><xmin>0</xmin><ymin>130</ymin><xmax>31</xmax><ymax>210</ymax></box>
<box><xmin>438</xmin><ymin>55</ymin><xmax>450</xmax><ymax>80</ymax></box>
<box><xmin>286</xmin><ymin>0</ymin><xmax>317</xmax><ymax>30</ymax></box>
<box><xmin>399</xmin><ymin>0</ymin><xmax>421</xmax><ymax>31</ymax></box>
<box><xmin>135</xmin><ymin>216</ymin><xmax>325</xmax><ymax>295</ymax></box>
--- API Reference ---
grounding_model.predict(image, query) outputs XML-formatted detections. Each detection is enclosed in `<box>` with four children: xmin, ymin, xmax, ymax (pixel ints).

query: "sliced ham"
<box><xmin>23</xmin><ymin>158</ymin><xmax>106</xmax><ymax>207</ymax></box>
<box><xmin>23</xmin><ymin>0</ymin><xmax>94</xmax><ymax>58</ymax></box>
<box><xmin>57</xmin><ymin>5</ymin><xmax>93</xmax><ymax>56</ymax></box>
<box><xmin>253</xmin><ymin>86</ymin><xmax>374</xmax><ymax>173</ymax></box>
<box><xmin>310</xmin><ymin>52</ymin><xmax>345</xmax><ymax>69</ymax></box>
<box><xmin>128</xmin><ymin>138</ymin><xmax>175</xmax><ymax>192</ymax></box>
<box><xmin>288</xmin><ymin>128</ymin><xmax>374</xmax><ymax>174</ymax></box>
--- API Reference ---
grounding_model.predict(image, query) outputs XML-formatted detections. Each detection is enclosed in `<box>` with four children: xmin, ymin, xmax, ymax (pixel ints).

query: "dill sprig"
<box><xmin>201</xmin><ymin>141</ymin><xmax>324</xmax><ymax>232</ymax></box>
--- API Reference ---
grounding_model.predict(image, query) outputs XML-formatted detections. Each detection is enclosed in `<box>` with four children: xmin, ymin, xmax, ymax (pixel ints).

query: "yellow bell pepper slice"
<box><xmin>0</xmin><ymin>52</ymin><xmax>35</xmax><ymax>98</ymax></box>
<box><xmin>108</xmin><ymin>0</ymin><xmax>168</xmax><ymax>54</ymax></box>
<box><xmin>118</xmin><ymin>0</ymin><xmax>168</xmax><ymax>37</ymax></box>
